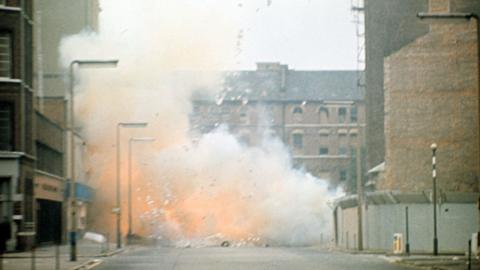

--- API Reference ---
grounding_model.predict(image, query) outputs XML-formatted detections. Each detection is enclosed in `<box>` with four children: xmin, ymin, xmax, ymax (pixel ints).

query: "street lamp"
<box><xmin>127</xmin><ymin>137</ymin><xmax>155</xmax><ymax>242</ymax></box>
<box><xmin>116</xmin><ymin>122</ymin><xmax>148</xmax><ymax>249</ymax></box>
<box><xmin>430</xmin><ymin>142</ymin><xmax>438</xmax><ymax>256</ymax></box>
<box><xmin>68</xmin><ymin>59</ymin><xmax>118</xmax><ymax>261</ymax></box>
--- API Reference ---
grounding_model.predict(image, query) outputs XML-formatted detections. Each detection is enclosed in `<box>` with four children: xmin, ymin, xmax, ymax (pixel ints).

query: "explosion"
<box><xmin>60</xmin><ymin>0</ymin><xmax>340</xmax><ymax>247</ymax></box>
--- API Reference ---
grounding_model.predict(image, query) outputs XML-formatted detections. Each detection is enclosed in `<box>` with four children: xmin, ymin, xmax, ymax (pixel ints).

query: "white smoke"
<box><xmin>60</xmin><ymin>0</ymin><xmax>342</xmax><ymax>246</ymax></box>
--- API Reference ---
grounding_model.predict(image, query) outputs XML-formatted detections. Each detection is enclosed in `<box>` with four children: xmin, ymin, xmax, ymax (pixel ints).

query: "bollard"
<box><xmin>468</xmin><ymin>239</ymin><xmax>472</xmax><ymax>270</ymax></box>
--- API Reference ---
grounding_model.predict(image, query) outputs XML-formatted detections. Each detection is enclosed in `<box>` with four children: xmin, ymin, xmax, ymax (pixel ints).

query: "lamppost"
<box><xmin>68</xmin><ymin>59</ymin><xmax>118</xmax><ymax>261</ymax></box>
<box><xmin>431</xmin><ymin>143</ymin><xmax>438</xmax><ymax>256</ymax></box>
<box><xmin>116</xmin><ymin>122</ymin><xmax>148</xmax><ymax>249</ymax></box>
<box><xmin>127</xmin><ymin>137</ymin><xmax>155</xmax><ymax>242</ymax></box>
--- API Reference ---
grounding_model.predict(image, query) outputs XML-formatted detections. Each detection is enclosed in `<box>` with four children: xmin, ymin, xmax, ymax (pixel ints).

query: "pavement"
<box><xmin>0</xmin><ymin>240</ymin><xmax>124</xmax><ymax>270</ymax></box>
<box><xmin>383</xmin><ymin>254</ymin><xmax>479</xmax><ymax>270</ymax></box>
<box><xmin>94</xmin><ymin>246</ymin><xmax>414</xmax><ymax>270</ymax></box>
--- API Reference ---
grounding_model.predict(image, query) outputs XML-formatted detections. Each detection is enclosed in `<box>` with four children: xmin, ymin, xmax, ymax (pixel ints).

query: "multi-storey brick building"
<box><xmin>0</xmin><ymin>0</ymin><xmax>36</xmax><ymax>251</ymax></box>
<box><xmin>334</xmin><ymin>0</ymin><xmax>480</xmax><ymax>253</ymax></box>
<box><xmin>191</xmin><ymin>63</ymin><xmax>365</xmax><ymax>189</ymax></box>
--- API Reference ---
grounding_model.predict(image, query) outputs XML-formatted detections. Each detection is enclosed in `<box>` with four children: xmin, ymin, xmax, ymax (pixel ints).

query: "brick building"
<box><xmin>191</xmin><ymin>63</ymin><xmax>365</xmax><ymax>189</ymax></box>
<box><xmin>0</xmin><ymin>0</ymin><xmax>98</xmax><ymax>251</ymax></box>
<box><xmin>364</xmin><ymin>0</ymin><xmax>429</xmax><ymax>172</ymax></box>
<box><xmin>334</xmin><ymin>0</ymin><xmax>480</xmax><ymax>253</ymax></box>
<box><xmin>0</xmin><ymin>0</ymin><xmax>36</xmax><ymax>250</ymax></box>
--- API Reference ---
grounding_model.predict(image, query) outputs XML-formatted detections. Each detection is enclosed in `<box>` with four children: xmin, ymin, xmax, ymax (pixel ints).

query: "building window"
<box><xmin>239</xmin><ymin>107</ymin><xmax>249</xmax><ymax>124</ymax></box>
<box><xmin>292</xmin><ymin>133</ymin><xmax>303</xmax><ymax>148</ymax></box>
<box><xmin>0</xmin><ymin>102</ymin><xmax>13</xmax><ymax>151</ymax></box>
<box><xmin>293</xmin><ymin>106</ymin><xmax>303</xmax><ymax>114</ymax></box>
<box><xmin>36</xmin><ymin>142</ymin><xmax>63</xmax><ymax>176</ymax></box>
<box><xmin>338</xmin><ymin>107</ymin><xmax>347</xmax><ymax>123</ymax></box>
<box><xmin>0</xmin><ymin>32</ymin><xmax>12</xmax><ymax>78</ymax></box>
<box><xmin>338</xmin><ymin>146</ymin><xmax>348</xmax><ymax>155</ymax></box>
<box><xmin>319</xmin><ymin>107</ymin><xmax>329</xmax><ymax>123</ymax></box>
<box><xmin>340</xmin><ymin>170</ymin><xmax>347</xmax><ymax>181</ymax></box>
<box><xmin>350</xmin><ymin>106</ymin><xmax>358</xmax><ymax>123</ymax></box>
<box><xmin>319</xmin><ymin>147</ymin><xmax>329</xmax><ymax>155</ymax></box>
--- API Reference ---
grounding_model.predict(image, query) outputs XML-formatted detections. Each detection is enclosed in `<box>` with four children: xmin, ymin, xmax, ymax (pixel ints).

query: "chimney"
<box><xmin>255</xmin><ymin>62</ymin><xmax>288</xmax><ymax>91</ymax></box>
<box><xmin>429</xmin><ymin>0</ymin><xmax>450</xmax><ymax>13</ymax></box>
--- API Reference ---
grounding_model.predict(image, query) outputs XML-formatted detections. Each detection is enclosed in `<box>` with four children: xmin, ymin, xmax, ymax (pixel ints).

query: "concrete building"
<box><xmin>334</xmin><ymin>0</ymin><xmax>480</xmax><ymax>253</ymax></box>
<box><xmin>191</xmin><ymin>63</ymin><xmax>365</xmax><ymax>190</ymax></box>
<box><xmin>0</xmin><ymin>0</ymin><xmax>36</xmax><ymax>251</ymax></box>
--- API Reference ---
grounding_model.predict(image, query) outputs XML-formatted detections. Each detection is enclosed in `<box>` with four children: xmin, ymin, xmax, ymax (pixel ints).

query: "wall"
<box><xmin>364</xmin><ymin>0</ymin><xmax>429</xmax><ymax>171</ymax></box>
<box><xmin>383</xmin><ymin>16</ymin><xmax>479</xmax><ymax>193</ymax></box>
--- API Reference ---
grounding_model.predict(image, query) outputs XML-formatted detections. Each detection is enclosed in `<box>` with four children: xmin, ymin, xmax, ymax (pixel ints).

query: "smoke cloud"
<box><xmin>60</xmin><ymin>0</ymin><xmax>341</xmax><ymax>246</ymax></box>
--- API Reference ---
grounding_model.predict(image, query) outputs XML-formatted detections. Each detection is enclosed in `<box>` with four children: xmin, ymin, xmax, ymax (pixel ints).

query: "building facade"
<box><xmin>34</xmin><ymin>0</ymin><xmax>99</xmax><ymax>244</ymax></box>
<box><xmin>191</xmin><ymin>63</ymin><xmax>365</xmax><ymax>190</ymax></box>
<box><xmin>0</xmin><ymin>0</ymin><xmax>36</xmax><ymax>251</ymax></box>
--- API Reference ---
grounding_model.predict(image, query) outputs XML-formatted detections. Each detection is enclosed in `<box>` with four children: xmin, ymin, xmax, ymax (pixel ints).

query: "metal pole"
<box><xmin>116</xmin><ymin>124</ymin><xmax>122</xmax><ymax>249</ymax></box>
<box><xmin>356</xmin><ymin>124</ymin><xmax>363</xmax><ymax>251</ymax></box>
<box><xmin>405</xmin><ymin>206</ymin><xmax>410</xmax><ymax>255</ymax></box>
<box><xmin>468</xmin><ymin>239</ymin><xmax>472</xmax><ymax>270</ymax></box>
<box><xmin>31</xmin><ymin>241</ymin><xmax>35</xmax><ymax>270</ymax></box>
<box><xmin>55</xmin><ymin>243</ymin><xmax>60</xmax><ymax>270</ymax></box>
<box><xmin>69</xmin><ymin>61</ymin><xmax>77</xmax><ymax>261</ymax></box>
<box><xmin>127</xmin><ymin>139</ymin><xmax>133</xmax><ymax>241</ymax></box>
<box><xmin>431</xmin><ymin>144</ymin><xmax>438</xmax><ymax>256</ymax></box>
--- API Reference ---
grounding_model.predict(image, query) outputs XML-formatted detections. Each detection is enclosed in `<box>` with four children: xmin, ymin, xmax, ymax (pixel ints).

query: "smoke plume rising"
<box><xmin>60</xmin><ymin>0</ymin><xmax>340</xmax><ymax>246</ymax></box>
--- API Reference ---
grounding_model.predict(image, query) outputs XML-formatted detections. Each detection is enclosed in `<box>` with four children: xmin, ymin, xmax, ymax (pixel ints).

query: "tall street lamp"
<box><xmin>116</xmin><ymin>122</ymin><xmax>148</xmax><ymax>249</ymax></box>
<box><xmin>127</xmin><ymin>137</ymin><xmax>155</xmax><ymax>242</ymax></box>
<box><xmin>431</xmin><ymin>143</ymin><xmax>438</xmax><ymax>256</ymax></box>
<box><xmin>68</xmin><ymin>59</ymin><xmax>118</xmax><ymax>261</ymax></box>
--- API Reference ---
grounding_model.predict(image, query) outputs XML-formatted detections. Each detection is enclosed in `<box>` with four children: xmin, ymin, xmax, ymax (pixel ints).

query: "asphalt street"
<box><xmin>96</xmin><ymin>247</ymin><xmax>412</xmax><ymax>270</ymax></box>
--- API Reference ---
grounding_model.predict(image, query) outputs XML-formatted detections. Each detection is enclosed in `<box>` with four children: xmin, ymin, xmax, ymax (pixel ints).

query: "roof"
<box><xmin>194</xmin><ymin>69</ymin><xmax>364</xmax><ymax>102</ymax></box>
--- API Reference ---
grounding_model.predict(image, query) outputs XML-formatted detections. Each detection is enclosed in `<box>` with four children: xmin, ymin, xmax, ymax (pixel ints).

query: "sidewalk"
<box><xmin>0</xmin><ymin>240</ymin><xmax>123</xmax><ymax>270</ymax></box>
<box><xmin>383</xmin><ymin>254</ymin><xmax>479</xmax><ymax>270</ymax></box>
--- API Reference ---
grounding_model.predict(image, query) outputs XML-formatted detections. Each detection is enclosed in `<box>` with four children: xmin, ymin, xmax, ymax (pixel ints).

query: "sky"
<box><xmin>99</xmin><ymin>0</ymin><xmax>358</xmax><ymax>71</ymax></box>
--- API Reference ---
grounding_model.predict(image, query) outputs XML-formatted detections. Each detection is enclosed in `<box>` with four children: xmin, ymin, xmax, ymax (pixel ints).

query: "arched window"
<box><xmin>293</xmin><ymin>107</ymin><xmax>303</xmax><ymax>114</ymax></box>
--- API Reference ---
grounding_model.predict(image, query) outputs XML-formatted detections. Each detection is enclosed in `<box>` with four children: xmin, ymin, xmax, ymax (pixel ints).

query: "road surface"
<box><xmin>96</xmin><ymin>246</ymin><xmax>411</xmax><ymax>270</ymax></box>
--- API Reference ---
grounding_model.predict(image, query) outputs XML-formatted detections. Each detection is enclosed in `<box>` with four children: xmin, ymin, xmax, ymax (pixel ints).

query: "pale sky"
<box><xmin>99</xmin><ymin>0</ymin><xmax>358</xmax><ymax>71</ymax></box>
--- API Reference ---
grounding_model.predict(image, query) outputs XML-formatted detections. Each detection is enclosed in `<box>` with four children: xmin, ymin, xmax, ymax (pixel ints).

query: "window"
<box><xmin>340</xmin><ymin>170</ymin><xmax>347</xmax><ymax>181</ymax></box>
<box><xmin>292</xmin><ymin>133</ymin><xmax>303</xmax><ymax>148</ymax></box>
<box><xmin>36</xmin><ymin>142</ymin><xmax>63</xmax><ymax>176</ymax></box>
<box><xmin>319</xmin><ymin>107</ymin><xmax>329</xmax><ymax>123</ymax></box>
<box><xmin>338</xmin><ymin>107</ymin><xmax>347</xmax><ymax>123</ymax></box>
<box><xmin>0</xmin><ymin>32</ymin><xmax>12</xmax><ymax>78</ymax></box>
<box><xmin>293</xmin><ymin>107</ymin><xmax>303</xmax><ymax>114</ymax></box>
<box><xmin>338</xmin><ymin>146</ymin><xmax>347</xmax><ymax>155</ymax></box>
<box><xmin>350</xmin><ymin>106</ymin><xmax>358</xmax><ymax>123</ymax></box>
<box><xmin>0</xmin><ymin>102</ymin><xmax>13</xmax><ymax>151</ymax></box>
<box><xmin>319</xmin><ymin>147</ymin><xmax>329</xmax><ymax>155</ymax></box>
